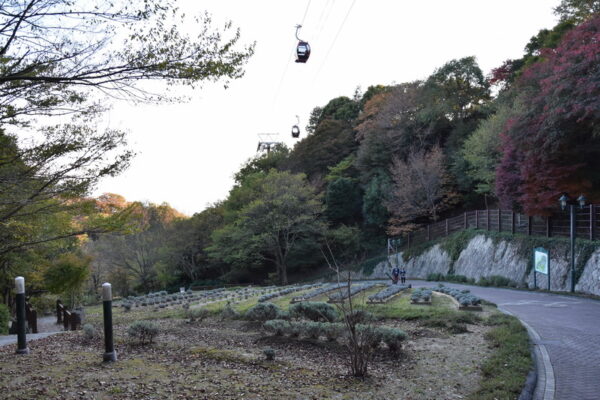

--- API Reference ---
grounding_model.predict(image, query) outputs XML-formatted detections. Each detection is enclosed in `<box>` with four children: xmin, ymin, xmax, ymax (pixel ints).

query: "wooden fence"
<box><xmin>25</xmin><ymin>302</ymin><xmax>38</xmax><ymax>334</ymax></box>
<box><xmin>56</xmin><ymin>300</ymin><xmax>82</xmax><ymax>331</ymax></box>
<box><xmin>401</xmin><ymin>205</ymin><xmax>600</xmax><ymax>250</ymax></box>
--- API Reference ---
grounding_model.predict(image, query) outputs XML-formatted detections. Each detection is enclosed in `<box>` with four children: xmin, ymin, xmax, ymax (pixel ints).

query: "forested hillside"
<box><xmin>2</xmin><ymin>0</ymin><xmax>599</xmax><ymax>303</ymax></box>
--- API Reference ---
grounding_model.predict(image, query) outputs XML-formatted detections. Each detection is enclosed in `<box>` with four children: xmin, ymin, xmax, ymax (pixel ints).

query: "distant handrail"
<box><xmin>55</xmin><ymin>300</ymin><xmax>81</xmax><ymax>331</ymax></box>
<box><xmin>397</xmin><ymin>205</ymin><xmax>599</xmax><ymax>250</ymax></box>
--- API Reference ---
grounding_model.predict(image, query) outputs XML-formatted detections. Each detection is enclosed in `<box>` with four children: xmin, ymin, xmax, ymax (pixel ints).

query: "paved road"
<box><xmin>0</xmin><ymin>316</ymin><xmax>64</xmax><ymax>348</ymax></box>
<box><xmin>412</xmin><ymin>280</ymin><xmax>600</xmax><ymax>400</ymax></box>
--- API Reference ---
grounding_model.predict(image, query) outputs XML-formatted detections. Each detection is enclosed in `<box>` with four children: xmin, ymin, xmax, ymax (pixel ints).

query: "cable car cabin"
<box><xmin>291</xmin><ymin>125</ymin><xmax>300</xmax><ymax>138</ymax></box>
<box><xmin>295</xmin><ymin>41</ymin><xmax>310</xmax><ymax>63</ymax></box>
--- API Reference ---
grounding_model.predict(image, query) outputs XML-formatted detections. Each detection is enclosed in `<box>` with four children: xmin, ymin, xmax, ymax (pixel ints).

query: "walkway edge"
<box><xmin>500</xmin><ymin>307</ymin><xmax>555</xmax><ymax>400</ymax></box>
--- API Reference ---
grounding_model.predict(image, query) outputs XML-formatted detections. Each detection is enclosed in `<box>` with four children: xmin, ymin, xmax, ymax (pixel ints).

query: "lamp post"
<box><xmin>15</xmin><ymin>277</ymin><xmax>30</xmax><ymax>354</ymax></box>
<box><xmin>559</xmin><ymin>193</ymin><xmax>587</xmax><ymax>293</ymax></box>
<box><xmin>102</xmin><ymin>283</ymin><xmax>117</xmax><ymax>362</ymax></box>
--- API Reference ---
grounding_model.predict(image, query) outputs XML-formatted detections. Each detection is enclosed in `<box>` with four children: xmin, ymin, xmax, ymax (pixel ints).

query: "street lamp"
<box><xmin>559</xmin><ymin>193</ymin><xmax>587</xmax><ymax>292</ymax></box>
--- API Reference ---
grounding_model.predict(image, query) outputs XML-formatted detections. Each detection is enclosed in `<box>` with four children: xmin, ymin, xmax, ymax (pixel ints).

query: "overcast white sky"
<box><xmin>94</xmin><ymin>0</ymin><xmax>561</xmax><ymax>216</ymax></box>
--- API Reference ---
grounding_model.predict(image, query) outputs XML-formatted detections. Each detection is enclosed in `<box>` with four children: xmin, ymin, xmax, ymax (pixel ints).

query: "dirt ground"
<box><xmin>0</xmin><ymin>314</ymin><xmax>493</xmax><ymax>400</ymax></box>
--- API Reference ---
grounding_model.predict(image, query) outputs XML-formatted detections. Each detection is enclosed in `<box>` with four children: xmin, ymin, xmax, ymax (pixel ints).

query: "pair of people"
<box><xmin>391</xmin><ymin>266</ymin><xmax>406</xmax><ymax>284</ymax></box>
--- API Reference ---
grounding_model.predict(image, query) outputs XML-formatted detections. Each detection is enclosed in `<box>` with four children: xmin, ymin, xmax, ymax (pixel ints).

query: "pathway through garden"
<box><xmin>412</xmin><ymin>280</ymin><xmax>600</xmax><ymax>400</ymax></box>
<box><xmin>0</xmin><ymin>315</ymin><xmax>64</xmax><ymax>348</ymax></box>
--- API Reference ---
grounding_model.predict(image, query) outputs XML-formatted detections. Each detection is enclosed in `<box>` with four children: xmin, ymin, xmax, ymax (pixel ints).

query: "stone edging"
<box><xmin>499</xmin><ymin>307</ymin><xmax>555</xmax><ymax>400</ymax></box>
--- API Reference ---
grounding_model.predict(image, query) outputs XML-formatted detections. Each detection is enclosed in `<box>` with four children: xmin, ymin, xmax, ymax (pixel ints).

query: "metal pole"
<box><xmin>570</xmin><ymin>205</ymin><xmax>576</xmax><ymax>293</ymax></box>
<box><xmin>102</xmin><ymin>283</ymin><xmax>117</xmax><ymax>362</ymax></box>
<box><xmin>15</xmin><ymin>277</ymin><xmax>29</xmax><ymax>355</ymax></box>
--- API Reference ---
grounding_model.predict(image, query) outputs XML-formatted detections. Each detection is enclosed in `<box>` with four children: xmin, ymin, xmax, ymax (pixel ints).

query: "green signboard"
<box><xmin>534</xmin><ymin>247</ymin><xmax>549</xmax><ymax>275</ymax></box>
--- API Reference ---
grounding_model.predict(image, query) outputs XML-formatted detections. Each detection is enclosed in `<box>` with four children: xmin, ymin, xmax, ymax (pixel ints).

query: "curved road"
<box><xmin>412</xmin><ymin>280</ymin><xmax>600</xmax><ymax>400</ymax></box>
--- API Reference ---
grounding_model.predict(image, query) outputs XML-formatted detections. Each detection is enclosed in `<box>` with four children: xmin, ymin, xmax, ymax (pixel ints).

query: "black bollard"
<box><xmin>15</xmin><ymin>277</ymin><xmax>30</xmax><ymax>355</ymax></box>
<box><xmin>102</xmin><ymin>283</ymin><xmax>117</xmax><ymax>362</ymax></box>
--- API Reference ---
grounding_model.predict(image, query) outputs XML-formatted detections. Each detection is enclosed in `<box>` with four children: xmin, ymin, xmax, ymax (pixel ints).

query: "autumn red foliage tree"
<box><xmin>496</xmin><ymin>15</ymin><xmax>600</xmax><ymax>214</ymax></box>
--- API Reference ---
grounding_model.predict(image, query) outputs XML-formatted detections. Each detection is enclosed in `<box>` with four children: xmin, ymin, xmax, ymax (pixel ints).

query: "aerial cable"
<box><xmin>300</xmin><ymin>0</ymin><xmax>313</xmax><ymax>26</ymax></box>
<box><xmin>312</xmin><ymin>0</ymin><xmax>357</xmax><ymax>83</ymax></box>
<box><xmin>313</xmin><ymin>0</ymin><xmax>335</xmax><ymax>43</ymax></box>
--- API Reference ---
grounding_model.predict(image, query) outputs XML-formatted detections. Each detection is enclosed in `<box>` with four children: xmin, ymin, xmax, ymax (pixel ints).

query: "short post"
<box><xmin>15</xmin><ymin>277</ymin><xmax>30</xmax><ymax>355</ymax></box>
<box><xmin>56</xmin><ymin>300</ymin><xmax>63</xmax><ymax>324</ymax></box>
<box><xmin>102</xmin><ymin>283</ymin><xmax>117</xmax><ymax>362</ymax></box>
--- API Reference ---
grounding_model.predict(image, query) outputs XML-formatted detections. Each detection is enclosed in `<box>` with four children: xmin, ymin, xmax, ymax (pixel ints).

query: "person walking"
<box><xmin>391</xmin><ymin>266</ymin><xmax>400</xmax><ymax>284</ymax></box>
<box><xmin>400</xmin><ymin>268</ymin><xmax>406</xmax><ymax>284</ymax></box>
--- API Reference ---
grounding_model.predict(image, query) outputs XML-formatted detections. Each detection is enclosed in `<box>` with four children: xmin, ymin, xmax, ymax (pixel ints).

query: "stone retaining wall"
<box><xmin>353</xmin><ymin>234</ymin><xmax>600</xmax><ymax>296</ymax></box>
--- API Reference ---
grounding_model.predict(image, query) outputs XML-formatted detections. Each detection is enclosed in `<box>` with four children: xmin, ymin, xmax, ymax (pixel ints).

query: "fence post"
<box><xmin>56</xmin><ymin>300</ymin><xmax>63</xmax><ymax>324</ymax></box>
<box><xmin>498</xmin><ymin>209</ymin><xmax>501</xmax><ymax>232</ymax></box>
<box><xmin>511</xmin><ymin>212</ymin><xmax>515</xmax><ymax>234</ymax></box>
<box><xmin>407</xmin><ymin>232</ymin><xmax>411</xmax><ymax>249</ymax></box>
<box><xmin>546</xmin><ymin>216</ymin><xmax>552</xmax><ymax>238</ymax></box>
<box><xmin>487</xmin><ymin>209</ymin><xmax>490</xmax><ymax>231</ymax></box>
<box><xmin>475</xmin><ymin>210</ymin><xmax>479</xmax><ymax>229</ymax></box>
<box><xmin>464</xmin><ymin>212</ymin><xmax>467</xmax><ymax>229</ymax></box>
<box><xmin>427</xmin><ymin>225</ymin><xmax>430</xmax><ymax>241</ymax></box>
<box><xmin>590</xmin><ymin>204</ymin><xmax>595</xmax><ymax>241</ymax></box>
<box><xmin>445</xmin><ymin>219</ymin><xmax>449</xmax><ymax>236</ymax></box>
<box><xmin>527</xmin><ymin>216</ymin><xmax>532</xmax><ymax>236</ymax></box>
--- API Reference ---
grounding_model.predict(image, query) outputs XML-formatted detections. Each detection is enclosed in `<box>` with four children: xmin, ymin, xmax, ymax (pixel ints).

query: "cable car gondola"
<box><xmin>295</xmin><ymin>25</ymin><xmax>310</xmax><ymax>63</ymax></box>
<box><xmin>291</xmin><ymin>115</ymin><xmax>301</xmax><ymax>138</ymax></box>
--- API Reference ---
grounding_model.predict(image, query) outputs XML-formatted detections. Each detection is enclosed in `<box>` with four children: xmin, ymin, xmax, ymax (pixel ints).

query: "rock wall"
<box><xmin>354</xmin><ymin>234</ymin><xmax>600</xmax><ymax>296</ymax></box>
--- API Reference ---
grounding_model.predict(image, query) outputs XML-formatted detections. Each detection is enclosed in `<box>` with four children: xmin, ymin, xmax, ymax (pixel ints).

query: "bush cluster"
<box><xmin>435</xmin><ymin>286</ymin><xmax>481</xmax><ymax>306</ymax></box>
<box><xmin>328</xmin><ymin>282</ymin><xmax>378</xmax><ymax>302</ymax></box>
<box><xmin>82</xmin><ymin>323</ymin><xmax>97</xmax><ymax>340</ymax></box>
<box><xmin>258</xmin><ymin>284</ymin><xmax>320</xmax><ymax>302</ymax></box>
<box><xmin>221</xmin><ymin>303</ymin><xmax>240</xmax><ymax>320</ymax></box>
<box><xmin>245</xmin><ymin>302</ymin><xmax>284</xmax><ymax>321</ymax></box>
<box><xmin>368</xmin><ymin>284</ymin><xmax>408</xmax><ymax>302</ymax></box>
<box><xmin>478</xmin><ymin>275</ymin><xmax>518</xmax><ymax>288</ymax></box>
<box><xmin>262</xmin><ymin>319</ymin><xmax>407</xmax><ymax>351</ymax></box>
<box><xmin>289</xmin><ymin>301</ymin><xmax>338</xmax><ymax>322</ymax></box>
<box><xmin>411</xmin><ymin>288</ymin><xmax>432</xmax><ymax>302</ymax></box>
<box><xmin>127</xmin><ymin>320</ymin><xmax>159</xmax><ymax>345</ymax></box>
<box><xmin>426</xmin><ymin>273</ymin><xmax>475</xmax><ymax>284</ymax></box>
<box><xmin>292</xmin><ymin>283</ymin><xmax>345</xmax><ymax>302</ymax></box>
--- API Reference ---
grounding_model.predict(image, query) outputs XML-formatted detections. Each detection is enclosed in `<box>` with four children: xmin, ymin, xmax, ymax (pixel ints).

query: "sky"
<box><xmin>94</xmin><ymin>0</ymin><xmax>561</xmax><ymax>216</ymax></box>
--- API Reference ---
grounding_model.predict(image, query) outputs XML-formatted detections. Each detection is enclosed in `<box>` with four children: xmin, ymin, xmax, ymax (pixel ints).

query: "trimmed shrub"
<box><xmin>127</xmin><ymin>321</ymin><xmax>159</xmax><ymax>345</ymax></box>
<box><xmin>323</xmin><ymin>322</ymin><xmax>344</xmax><ymax>342</ymax></box>
<box><xmin>289</xmin><ymin>301</ymin><xmax>338</xmax><ymax>322</ymax></box>
<box><xmin>426</xmin><ymin>273</ymin><xmax>445</xmax><ymax>281</ymax></box>
<box><xmin>188</xmin><ymin>308</ymin><xmax>209</xmax><ymax>323</ymax></box>
<box><xmin>123</xmin><ymin>302</ymin><xmax>132</xmax><ymax>312</ymax></box>
<box><xmin>346</xmin><ymin>309</ymin><xmax>375</xmax><ymax>325</ymax></box>
<box><xmin>286</xmin><ymin>321</ymin><xmax>302</xmax><ymax>337</ymax></box>
<box><xmin>221</xmin><ymin>303</ymin><xmax>240</xmax><ymax>320</ymax></box>
<box><xmin>83</xmin><ymin>324</ymin><xmax>97</xmax><ymax>340</ymax></box>
<box><xmin>302</xmin><ymin>321</ymin><xmax>323</xmax><ymax>339</ymax></box>
<box><xmin>478</xmin><ymin>275</ymin><xmax>517</xmax><ymax>288</ymax></box>
<box><xmin>263</xmin><ymin>348</ymin><xmax>275</xmax><ymax>361</ymax></box>
<box><xmin>245</xmin><ymin>302</ymin><xmax>282</xmax><ymax>322</ymax></box>
<box><xmin>264</xmin><ymin>319</ymin><xmax>288</xmax><ymax>336</ymax></box>
<box><xmin>0</xmin><ymin>304</ymin><xmax>9</xmax><ymax>335</ymax></box>
<box><xmin>378</xmin><ymin>326</ymin><xmax>407</xmax><ymax>354</ymax></box>
<box><xmin>356</xmin><ymin>324</ymin><xmax>383</xmax><ymax>349</ymax></box>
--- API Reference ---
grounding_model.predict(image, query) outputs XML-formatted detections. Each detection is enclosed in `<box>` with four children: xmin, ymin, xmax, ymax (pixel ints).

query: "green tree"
<box><xmin>461</xmin><ymin>97</ymin><xmax>523</xmax><ymax>199</ymax></box>
<box><xmin>325</xmin><ymin>178</ymin><xmax>362</xmax><ymax>225</ymax></box>
<box><xmin>44</xmin><ymin>253</ymin><xmax>91</xmax><ymax>308</ymax></box>
<box><xmin>209</xmin><ymin>170</ymin><xmax>324</xmax><ymax>285</ymax></box>
<box><xmin>555</xmin><ymin>0</ymin><xmax>600</xmax><ymax>22</ymax></box>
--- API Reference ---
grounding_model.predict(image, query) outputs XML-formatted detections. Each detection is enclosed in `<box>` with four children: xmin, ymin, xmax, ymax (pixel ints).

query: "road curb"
<box><xmin>500</xmin><ymin>307</ymin><xmax>555</xmax><ymax>400</ymax></box>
